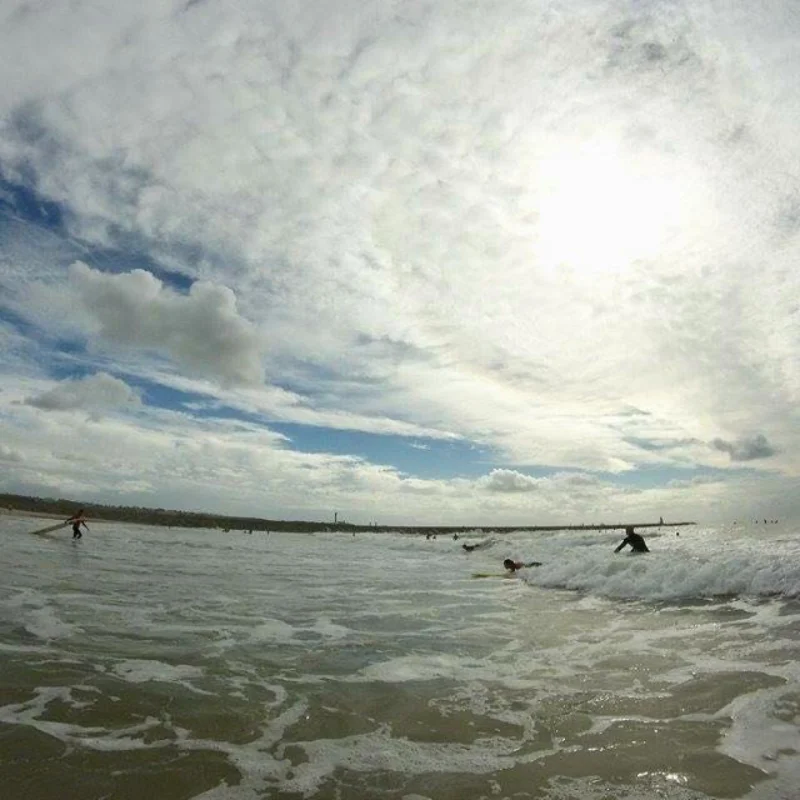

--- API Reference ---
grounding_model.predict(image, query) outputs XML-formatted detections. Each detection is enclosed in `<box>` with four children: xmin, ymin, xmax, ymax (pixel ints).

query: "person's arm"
<box><xmin>524</xmin><ymin>561</ymin><xmax>542</xmax><ymax>567</ymax></box>
<box><xmin>614</xmin><ymin>538</ymin><xmax>628</xmax><ymax>553</ymax></box>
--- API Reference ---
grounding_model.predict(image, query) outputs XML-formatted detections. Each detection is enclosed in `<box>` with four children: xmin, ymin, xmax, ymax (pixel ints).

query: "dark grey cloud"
<box><xmin>0</xmin><ymin>444</ymin><xmax>23</xmax><ymax>462</ymax></box>
<box><xmin>25</xmin><ymin>372</ymin><xmax>141</xmax><ymax>412</ymax></box>
<box><xmin>68</xmin><ymin>262</ymin><xmax>264</xmax><ymax>387</ymax></box>
<box><xmin>711</xmin><ymin>434</ymin><xmax>777</xmax><ymax>461</ymax></box>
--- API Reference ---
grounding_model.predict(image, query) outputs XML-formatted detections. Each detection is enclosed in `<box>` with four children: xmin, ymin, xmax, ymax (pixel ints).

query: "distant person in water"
<box><xmin>67</xmin><ymin>510</ymin><xmax>89</xmax><ymax>540</ymax></box>
<box><xmin>614</xmin><ymin>526</ymin><xmax>648</xmax><ymax>553</ymax></box>
<box><xmin>503</xmin><ymin>558</ymin><xmax>543</xmax><ymax>572</ymax></box>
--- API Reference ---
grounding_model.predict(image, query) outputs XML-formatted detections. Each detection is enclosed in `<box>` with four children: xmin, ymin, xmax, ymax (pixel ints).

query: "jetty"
<box><xmin>1</xmin><ymin>493</ymin><xmax>695</xmax><ymax>535</ymax></box>
<box><xmin>378</xmin><ymin>520</ymin><xmax>697</xmax><ymax>537</ymax></box>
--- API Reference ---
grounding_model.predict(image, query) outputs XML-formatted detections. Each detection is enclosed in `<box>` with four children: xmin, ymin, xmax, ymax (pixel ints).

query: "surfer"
<box><xmin>67</xmin><ymin>510</ymin><xmax>89</xmax><ymax>540</ymax></box>
<box><xmin>503</xmin><ymin>558</ymin><xmax>543</xmax><ymax>572</ymax></box>
<box><xmin>614</xmin><ymin>526</ymin><xmax>648</xmax><ymax>553</ymax></box>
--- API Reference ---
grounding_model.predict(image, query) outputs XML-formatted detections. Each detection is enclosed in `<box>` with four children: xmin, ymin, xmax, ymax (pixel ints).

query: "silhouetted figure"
<box><xmin>614</xmin><ymin>526</ymin><xmax>649</xmax><ymax>554</ymax></box>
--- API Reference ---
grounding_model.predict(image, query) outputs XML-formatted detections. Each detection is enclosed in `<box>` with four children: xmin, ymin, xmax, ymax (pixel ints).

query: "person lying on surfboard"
<box><xmin>67</xmin><ymin>510</ymin><xmax>89</xmax><ymax>540</ymax></box>
<box><xmin>503</xmin><ymin>558</ymin><xmax>543</xmax><ymax>572</ymax></box>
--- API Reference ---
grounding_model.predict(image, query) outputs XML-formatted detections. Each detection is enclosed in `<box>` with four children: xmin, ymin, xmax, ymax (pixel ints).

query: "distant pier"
<box><xmin>372</xmin><ymin>520</ymin><xmax>698</xmax><ymax>536</ymax></box>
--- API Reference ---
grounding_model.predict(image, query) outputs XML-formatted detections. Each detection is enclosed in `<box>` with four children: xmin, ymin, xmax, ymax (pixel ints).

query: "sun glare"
<box><xmin>535</xmin><ymin>143</ymin><xmax>684</xmax><ymax>275</ymax></box>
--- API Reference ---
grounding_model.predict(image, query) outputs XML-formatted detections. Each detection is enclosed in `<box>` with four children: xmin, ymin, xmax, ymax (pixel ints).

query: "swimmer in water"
<box><xmin>503</xmin><ymin>558</ymin><xmax>543</xmax><ymax>572</ymax></box>
<box><xmin>614</xmin><ymin>526</ymin><xmax>649</xmax><ymax>553</ymax></box>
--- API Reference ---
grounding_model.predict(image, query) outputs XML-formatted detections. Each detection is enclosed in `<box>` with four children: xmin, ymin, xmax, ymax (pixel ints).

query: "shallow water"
<box><xmin>1</xmin><ymin>518</ymin><xmax>799</xmax><ymax>799</ymax></box>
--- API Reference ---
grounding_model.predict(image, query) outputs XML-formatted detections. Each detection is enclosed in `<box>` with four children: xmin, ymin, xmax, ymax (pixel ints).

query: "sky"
<box><xmin>1</xmin><ymin>0</ymin><xmax>799</xmax><ymax>526</ymax></box>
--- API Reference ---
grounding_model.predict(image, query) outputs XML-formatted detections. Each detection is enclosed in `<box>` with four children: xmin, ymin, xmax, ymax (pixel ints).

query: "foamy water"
<box><xmin>1</xmin><ymin>517</ymin><xmax>799</xmax><ymax>799</ymax></box>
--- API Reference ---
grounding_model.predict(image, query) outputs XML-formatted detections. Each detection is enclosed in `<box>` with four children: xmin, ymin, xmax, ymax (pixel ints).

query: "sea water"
<box><xmin>1</xmin><ymin>517</ymin><xmax>799</xmax><ymax>800</ymax></box>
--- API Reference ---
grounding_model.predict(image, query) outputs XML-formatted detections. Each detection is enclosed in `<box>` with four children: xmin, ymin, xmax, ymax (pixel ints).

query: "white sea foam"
<box><xmin>249</xmin><ymin>618</ymin><xmax>296</xmax><ymax>643</ymax></box>
<box><xmin>276</xmin><ymin>726</ymin><xmax>553</xmax><ymax>797</ymax></box>
<box><xmin>719</xmin><ymin>680</ymin><xmax>800</xmax><ymax>778</ymax></box>
<box><xmin>515</xmin><ymin>530</ymin><xmax>800</xmax><ymax>600</ymax></box>
<box><xmin>3</xmin><ymin>588</ymin><xmax>80</xmax><ymax>640</ymax></box>
<box><xmin>111</xmin><ymin>659</ymin><xmax>209</xmax><ymax>695</ymax></box>
<box><xmin>23</xmin><ymin>605</ymin><xmax>79</xmax><ymax>640</ymax></box>
<box><xmin>309</xmin><ymin>617</ymin><xmax>352</xmax><ymax>640</ymax></box>
<box><xmin>538</xmin><ymin>776</ymin><xmax>708</xmax><ymax>799</ymax></box>
<box><xmin>0</xmin><ymin>686</ymin><xmax>169</xmax><ymax>751</ymax></box>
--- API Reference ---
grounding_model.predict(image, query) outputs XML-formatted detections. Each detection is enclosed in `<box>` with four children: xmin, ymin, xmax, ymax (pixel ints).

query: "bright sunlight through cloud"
<box><xmin>536</xmin><ymin>140</ymin><xmax>687</xmax><ymax>276</ymax></box>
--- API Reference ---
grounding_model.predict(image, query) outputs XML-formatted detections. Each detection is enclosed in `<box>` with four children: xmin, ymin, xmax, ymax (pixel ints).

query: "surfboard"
<box><xmin>29</xmin><ymin>521</ymin><xmax>69</xmax><ymax>536</ymax></box>
<box><xmin>472</xmin><ymin>572</ymin><xmax>510</xmax><ymax>579</ymax></box>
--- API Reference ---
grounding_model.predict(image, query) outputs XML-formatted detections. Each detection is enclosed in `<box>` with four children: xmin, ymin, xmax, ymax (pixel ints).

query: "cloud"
<box><xmin>667</xmin><ymin>475</ymin><xmax>721</xmax><ymax>489</ymax></box>
<box><xmin>0</xmin><ymin>386</ymin><xmax>798</xmax><ymax>524</ymax></box>
<box><xmin>66</xmin><ymin>262</ymin><xmax>263</xmax><ymax>386</ymax></box>
<box><xmin>479</xmin><ymin>469</ymin><xmax>540</xmax><ymax>493</ymax></box>
<box><xmin>2</xmin><ymin>0</ymin><xmax>800</xmax><ymax>520</ymax></box>
<box><xmin>25</xmin><ymin>372</ymin><xmax>141</xmax><ymax>413</ymax></box>
<box><xmin>0</xmin><ymin>444</ymin><xmax>23</xmax><ymax>462</ymax></box>
<box><xmin>711</xmin><ymin>434</ymin><xmax>777</xmax><ymax>462</ymax></box>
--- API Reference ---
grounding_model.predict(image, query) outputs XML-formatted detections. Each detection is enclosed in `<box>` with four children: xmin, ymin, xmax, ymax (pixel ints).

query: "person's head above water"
<box><xmin>503</xmin><ymin>559</ymin><xmax>518</xmax><ymax>571</ymax></box>
<box><xmin>625</xmin><ymin>526</ymin><xmax>634</xmax><ymax>535</ymax></box>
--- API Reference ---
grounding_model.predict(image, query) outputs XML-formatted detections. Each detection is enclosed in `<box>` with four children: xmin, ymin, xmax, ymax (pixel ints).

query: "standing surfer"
<box><xmin>67</xmin><ymin>509</ymin><xmax>89</xmax><ymax>540</ymax></box>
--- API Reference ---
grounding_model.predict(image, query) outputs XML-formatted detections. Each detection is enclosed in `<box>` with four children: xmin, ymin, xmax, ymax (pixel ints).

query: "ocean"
<box><xmin>1</xmin><ymin>517</ymin><xmax>799</xmax><ymax>800</ymax></box>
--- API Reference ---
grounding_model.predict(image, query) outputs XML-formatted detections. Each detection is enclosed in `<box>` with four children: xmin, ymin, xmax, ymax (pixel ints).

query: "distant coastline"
<box><xmin>0</xmin><ymin>492</ymin><xmax>695</xmax><ymax>535</ymax></box>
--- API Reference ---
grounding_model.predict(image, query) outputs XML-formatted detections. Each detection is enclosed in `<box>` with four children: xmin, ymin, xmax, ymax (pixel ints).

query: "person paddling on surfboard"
<box><xmin>614</xmin><ymin>526</ymin><xmax>648</xmax><ymax>553</ymax></box>
<box><xmin>503</xmin><ymin>558</ymin><xmax>542</xmax><ymax>572</ymax></box>
<box><xmin>67</xmin><ymin>509</ymin><xmax>89</xmax><ymax>540</ymax></box>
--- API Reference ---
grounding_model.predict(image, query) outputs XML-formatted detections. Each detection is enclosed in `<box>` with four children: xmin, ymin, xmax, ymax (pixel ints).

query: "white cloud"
<box><xmin>0</xmin><ymin>383</ymin><xmax>797</xmax><ymax>524</ymax></box>
<box><xmin>480</xmin><ymin>469</ymin><xmax>540</xmax><ymax>493</ymax></box>
<box><xmin>24</xmin><ymin>372</ymin><xmax>141</xmax><ymax>413</ymax></box>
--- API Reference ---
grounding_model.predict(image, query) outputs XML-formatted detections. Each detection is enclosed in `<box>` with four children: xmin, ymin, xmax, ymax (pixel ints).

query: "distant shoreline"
<box><xmin>0</xmin><ymin>493</ymin><xmax>695</xmax><ymax>534</ymax></box>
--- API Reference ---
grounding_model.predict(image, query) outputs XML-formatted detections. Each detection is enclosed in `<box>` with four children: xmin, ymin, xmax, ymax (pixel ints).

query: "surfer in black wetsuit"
<box><xmin>68</xmin><ymin>509</ymin><xmax>89</xmax><ymax>540</ymax></box>
<box><xmin>503</xmin><ymin>558</ymin><xmax>543</xmax><ymax>572</ymax></box>
<box><xmin>614</xmin><ymin>526</ymin><xmax>648</xmax><ymax>553</ymax></box>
